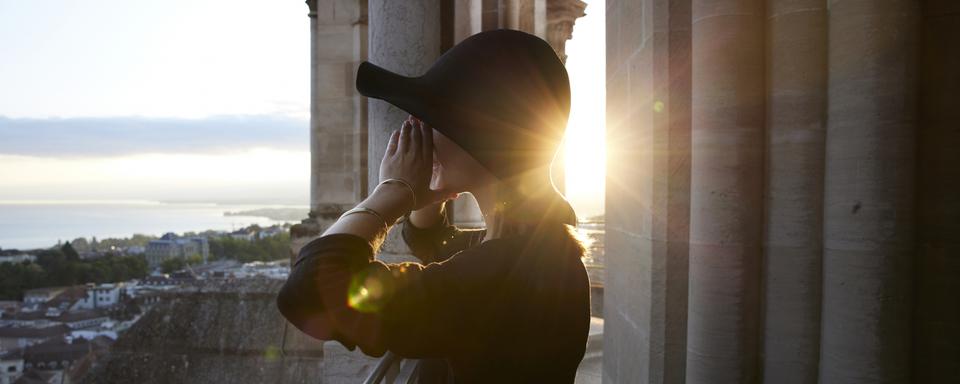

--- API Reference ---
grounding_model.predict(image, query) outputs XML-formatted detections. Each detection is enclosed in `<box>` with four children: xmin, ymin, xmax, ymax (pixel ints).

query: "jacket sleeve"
<box><xmin>401</xmin><ymin>200</ymin><xmax>486</xmax><ymax>263</ymax></box>
<box><xmin>276</xmin><ymin>232</ymin><xmax>488</xmax><ymax>358</ymax></box>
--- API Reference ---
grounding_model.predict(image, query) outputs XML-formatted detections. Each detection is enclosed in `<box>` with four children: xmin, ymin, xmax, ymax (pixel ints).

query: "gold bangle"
<box><xmin>380</xmin><ymin>178</ymin><xmax>417</xmax><ymax>210</ymax></box>
<box><xmin>340</xmin><ymin>206</ymin><xmax>390</xmax><ymax>230</ymax></box>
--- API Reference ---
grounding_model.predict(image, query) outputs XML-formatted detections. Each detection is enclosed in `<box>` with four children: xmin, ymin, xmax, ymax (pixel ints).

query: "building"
<box><xmin>44</xmin><ymin>286</ymin><xmax>89</xmax><ymax>312</ymax></box>
<box><xmin>0</xmin><ymin>349</ymin><xmax>24</xmax><ymax>384</ymax></box>
<box><xmin>77</xmin><ymin>283</ymin><xmax>126</xmax><ymax>310</ymax></box>
<box><xmin>0</xmin><ymin>302</ymin><xmax>19</xmax><ymax>315</ymax></box>
<box><xmin>0</xmin><ymin>254</ymin><xmax>35</xmax><ymax>265</ymax></box>
<box><xmin>9</xmin><ymin>369</ymin><xmax>61</xmax><ymax>384</ymax></box>
<box><xmin>124</xmin><ymin>245</ymin><xmax>145</xmax><ymax>255</ymax></box>
<box><xmin>21</xmin><ymin>288</ymin><xmax>67</xmax><ymax>306</ymax></box>
<box><xmin>18</xmin><ymin>337</ymin><xmax>112</xmax><ymax>380</ymax></box>
<box><xmin>144</xmin><ymin>233</ymin><xmax>209</xmax><ymax>268</ymax></box>
<box><xmin>0</xmin><ymin>308</ymin><xmax>109</xmax><ymax>334</ymax></box>
<box><xmin>229</xmin><ymin>229</ymin><xmax>255</xmax><ymax>241</ymax></box>
<box><xmin>0</xmin><ymin>311</ymin><xmax>56</xmax><ymax>329</ymax></box>
<box><xmin>0</xmin><ymin>325</ymin><xmax>70</xmax><ymax>351</ymax></box>
<box><xmin>56</xmin><ymin>311</ymin><xmax>110</xmax><ymax>330</ymax></box>
<box><xmin>257</xmin><ymin>226</ymin><xmax>285</xmax><ymax>239</ymax></box>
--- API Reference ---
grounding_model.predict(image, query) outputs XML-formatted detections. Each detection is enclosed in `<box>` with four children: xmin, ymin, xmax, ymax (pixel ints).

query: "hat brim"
<box><xmin>356</xmin><ymin>61</ymin><xmax>461</xmax><ymax>155</ymax></box>
<box><xmin>356</xmin><ymin>61</ymin><xmax>430</xmax><ymax>116</ymax></box>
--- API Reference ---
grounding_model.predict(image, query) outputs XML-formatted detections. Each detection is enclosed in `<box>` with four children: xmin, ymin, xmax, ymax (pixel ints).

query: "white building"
<box><xmin>0</xmin><ymin>254</ymin><xmax>35</xmax><ymax>265</ymax></box>
<box><xmin>21</xmin><ymin>288</ymin><xmax>67</xmax><ymax>306</ymax></box>
<box><xmin>230</xmin><ymin>230</ymin><xmax>255</xmax><ymax>241</ymax></box>
<box><xmin>0</xmin><ymin>350</ymin><xmax>24</xmax><ymax>384</ymax></box>
<box><xmin>75</xmin><ymin>283</ymin><xmax>126</xmax><ymax>310</ymax></box>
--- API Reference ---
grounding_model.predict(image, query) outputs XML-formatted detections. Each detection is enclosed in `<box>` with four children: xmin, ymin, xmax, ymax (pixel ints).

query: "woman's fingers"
<box><xmin>385</xmin><ymin>129</ymin><xmax>399</xmax><ymax>156</ymax></box>
<box><xmin>398</xmin><ymin>120</ymin><xmax>411</xmax><ymax>153</ymax></box>
<box><xmin>420</xmin><ymin>119</ymin><xmax>433</xmax><ymax>160</ymax></box>
<box><xmin>410</xmin><ymin>118</ymin><xmax>422</xmax><ymax>158</ymax></box>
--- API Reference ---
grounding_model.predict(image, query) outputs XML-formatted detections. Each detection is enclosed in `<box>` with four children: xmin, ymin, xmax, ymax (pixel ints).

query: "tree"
<box><xmin>161</xmin><ymin>258</ymin><xmax>186</xmax><ymax>274</ymax></box>
<box><xmin>0</xmin><ymin>251</ymin><xmax>147</xmax><ymax>300</ymax></box>
<box><xmin>61</xmin><ymin>242</ymin><xmax>80</xmax><ymax>262</ymax></box>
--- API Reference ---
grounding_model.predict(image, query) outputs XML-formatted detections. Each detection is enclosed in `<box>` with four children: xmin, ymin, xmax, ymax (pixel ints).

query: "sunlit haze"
<box><xmin>0</xmin><ymin>0</ymin><xmax>603</xmax><ymax>213</ymax></box>
<box><xmin>0</xmin><ymin>0</ymin><xmax>310</xmax><ymax>204</ymax></box>
<box><xmin>562</xmin><ymin>0</ymin><xmax>606</xmax><ymax>218</ymax></box>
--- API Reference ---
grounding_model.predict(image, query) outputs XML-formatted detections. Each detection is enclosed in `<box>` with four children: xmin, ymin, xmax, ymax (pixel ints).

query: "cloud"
<box><xmin>0</xmin><ymin>115</ymin><xmax>309</xmax><ymax>157</ymax></box>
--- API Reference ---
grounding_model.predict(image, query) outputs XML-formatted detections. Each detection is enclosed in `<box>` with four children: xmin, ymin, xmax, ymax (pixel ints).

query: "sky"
<box><xmin>0</xmin><ymin>0</ymin><xmax>311</xmax><ymax>204</ymax></box>
<box><xmin>0</xmin><ymin>0</ymin><xmax>604</xmax><ymax>214</ymax></box>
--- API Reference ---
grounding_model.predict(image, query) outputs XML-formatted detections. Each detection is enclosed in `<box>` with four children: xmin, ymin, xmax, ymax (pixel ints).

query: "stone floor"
<box><xmin>574</xmin><ymin>317</ymin><xmax>603</xmax><ymax>384</ymax></box>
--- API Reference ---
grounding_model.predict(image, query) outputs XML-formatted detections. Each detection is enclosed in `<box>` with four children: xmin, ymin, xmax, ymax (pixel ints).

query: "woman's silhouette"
<box><xmin>277</xmin><ymin>29</ymin><xmax>591</xmax><ymax>383</ymax></box>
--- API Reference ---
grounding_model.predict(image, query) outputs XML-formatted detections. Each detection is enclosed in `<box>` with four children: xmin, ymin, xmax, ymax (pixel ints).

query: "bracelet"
<box><xmin>339</xmin><ymin>206</ymin><xmax>391</xmax><ymax>230</ymax></box>
<box><xmin>380</xmin><ymin>178</ymin><xmax>417</xmax><ymax>210</ymax></box>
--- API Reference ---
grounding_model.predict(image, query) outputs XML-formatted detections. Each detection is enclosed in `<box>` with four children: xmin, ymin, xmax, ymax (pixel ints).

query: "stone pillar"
<box><xmin>481</xmin><ymin>0</ymin><xmax>500</xmax><ymax>30</ymax></box>
<box><xmin>368</xmin><ymin>0</ymin><xmax>443</xmax><ymax>262</ymax></box>
<box><xmin>503</xmin><ymin>0</ymin><xmax>535</xmax><ymax>32</ymax></box>
<box><xmin>687</xmin><ymin>0</ymin><xmax>764</xmax><ymax>382</ymax></box>
<box><xmin>603</xmin><ymin>0</ymin><xmax>691</xmax><ymax>383</ymax></box>
<box><xmin>292</xmin><ymin>0</ymin><xmax>369</xmax><ymax>256</ymax></box>
<box><xmin>453</xmin><ymin>0</ymin><xmax>474</xmax><ymax>42</ymax></box>
<box><xmin>761</xmin><ymin>1</ymin><xmax>826</xmax><ymax>383</ymax></box>
<box><xmin>820</xmin><ymin>0</ymin><xmax>919</xmax><ymax>382</ymax></box>
<box><xmin>288</xmin><ymin>1</ymin><xmax>370</xmax><ymax>371</ymax></box>
<box><xmin>915</xmin><ymin>2</ymin><xmax>960</xmax><ymax>382</ymax></box>
<box><xmin>309</xmin><ymin>0</ymin><xmax>369</xmax><ymax>216</ymax></box>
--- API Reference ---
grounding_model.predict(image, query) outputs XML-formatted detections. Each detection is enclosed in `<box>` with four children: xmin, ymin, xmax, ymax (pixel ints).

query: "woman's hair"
<box><xmin>486</xmin><ymin>171</ymin><xmax>588</xmax><ymax>257</ymax></box>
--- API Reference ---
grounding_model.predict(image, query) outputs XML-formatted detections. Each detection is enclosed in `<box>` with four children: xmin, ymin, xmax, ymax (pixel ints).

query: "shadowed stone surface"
<box><xmin>821</xmin><ymin>1</ymin><xmax>919</xmax><ymax>382</ymax></box>
<box><xmin>80</xmin><ymin>279</ymin><xmax>324</xmax><ymax>384</ymax></box>
<box><xmin>762</xmin><ymin>1</ymin><xmax>827</xmax><ymax>383</ymax></box>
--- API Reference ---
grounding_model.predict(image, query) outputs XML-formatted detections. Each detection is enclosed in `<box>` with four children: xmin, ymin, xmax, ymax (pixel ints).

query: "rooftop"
<box><xmin>0</xmin><ymin>324</ymin><xmax>70</xmax><ymax>339</ymax></box>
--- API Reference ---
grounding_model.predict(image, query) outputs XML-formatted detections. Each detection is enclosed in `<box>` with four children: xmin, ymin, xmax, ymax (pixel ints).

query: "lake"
<box><xmin>0</xmin><ymin>200</ymin><xmax>306</xmax><ymax>250</ymax></box>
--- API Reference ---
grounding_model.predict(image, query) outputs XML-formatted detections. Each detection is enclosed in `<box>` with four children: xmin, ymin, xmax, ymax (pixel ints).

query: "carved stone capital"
<box><xmin>546</xmin><ymin>0</ymin><xmax>587</xmax><ymax>63</ymax></box>
<box><xmin>305</xmin><ymin>0</ymin><xmax>317</xmax><ymax>18</ymax></box>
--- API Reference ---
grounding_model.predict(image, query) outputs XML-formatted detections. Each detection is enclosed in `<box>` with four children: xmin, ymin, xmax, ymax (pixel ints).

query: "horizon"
<box><xmin>0</xmin><ymin>0</ymin><xmax>606</xmax><ymax>247</ymax></box>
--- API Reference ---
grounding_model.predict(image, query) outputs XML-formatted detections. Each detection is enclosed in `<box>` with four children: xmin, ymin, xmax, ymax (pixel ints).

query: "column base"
<box><xmin>288</xmin><ymin>203</ymin><xmax>354</xmax><ymax>261</ymax></box>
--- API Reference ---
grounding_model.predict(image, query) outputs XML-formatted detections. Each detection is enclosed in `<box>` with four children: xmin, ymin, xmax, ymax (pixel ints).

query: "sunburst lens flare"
<box><xmin>347</xmin><ymin>271</ymin><xmax>387</xmax><ymax>313</ymax></box>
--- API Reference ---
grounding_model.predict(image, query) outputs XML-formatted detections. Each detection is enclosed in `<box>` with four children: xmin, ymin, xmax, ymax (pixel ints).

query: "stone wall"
<box><xmin>81</xmin><ymin>279</ymin><xmax>325</xmax><ymax>384</ymax></box>
<box><xmin>603</xmin><ymin>0</ymin><xmax>960</xmax><ymax>383</ymax></box>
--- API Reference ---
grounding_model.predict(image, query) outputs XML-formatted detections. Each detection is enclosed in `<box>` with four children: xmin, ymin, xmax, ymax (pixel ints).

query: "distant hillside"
<box><xmin>223</xmin><ymin>208</ymin><xmax>308</xmax><ymax>222</ymax></box>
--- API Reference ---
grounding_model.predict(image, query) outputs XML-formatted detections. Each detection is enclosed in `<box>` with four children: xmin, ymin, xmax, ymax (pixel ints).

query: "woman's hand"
<box><xmin>379</xmin><ymin>116</ymin><xmax>457</xmax><ymax>211</ymax></box>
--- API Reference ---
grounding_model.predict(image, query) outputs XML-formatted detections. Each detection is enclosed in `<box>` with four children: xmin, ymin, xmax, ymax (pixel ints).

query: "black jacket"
<box><xmin>276</xmin><ymin>207</ymin><xmax>590</xmax><ymax>383</ymax></box>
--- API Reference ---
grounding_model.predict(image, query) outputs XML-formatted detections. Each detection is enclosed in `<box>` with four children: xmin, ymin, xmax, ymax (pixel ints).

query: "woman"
<box><xmin>277</xmin><ymin>29</ymin><xmax>591</xmax><ymax>383</ymax></box>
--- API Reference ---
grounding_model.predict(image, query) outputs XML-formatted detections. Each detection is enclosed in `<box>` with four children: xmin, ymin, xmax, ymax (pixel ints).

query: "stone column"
<box><xmin>820</xmin><ymin>0</ymin><xmax>919</xmax><ymax>382</ymax></box>
<box><xmin>687</xmin><ymin>0</ymin><xmax>764</xmax><ymax>382</ymax></box>
<box><xmin>289</xmin><ymin>0</ymin><xmax>369</xmax><ymax>372</ymax></box>
<box><xmin>915</xmin><ymin>2</ymin><xmax>960</xmax><ymax>382</ymax></box>
<box><xmin>309</xmin><ymin>0</ymin><xmax>369</xmax><ymax>216</ymax></box>
<box><xmin>503</xmin><ymin>0</ymin><xmax>535</xmax><ymax>32</ymax></box>
<box><xmin>761</xmin><ymin>1</ymin><xmax>826</xmax><ymax>383</ymax></box>
<box><xmin>481</xmin><ymin>0</ymin><xmax>500</xmax><ymax>30</ymax></box>
<box><xmin>368</xmin><ymin>0</ymin><xmax>443</xmax><ymax>262</ymax></box>
<box><xmin>604</xmin><ymin>0</ymin><xmax>691</xmax><ymax>383</ymax></box>
<box><xmin>292</xmin><ymin>0</ymin><xmax>369</xmax><ymax>256</ymax></box>
<box><xmin>453</xmin><ymin>0</ymin><xmax>474</xmax><ymax>42</ymax></box>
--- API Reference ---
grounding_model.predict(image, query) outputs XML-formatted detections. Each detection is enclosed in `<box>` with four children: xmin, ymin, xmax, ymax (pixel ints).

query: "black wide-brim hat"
<box><xmin>356</xmin><ymin>29</ymin><xmax>571</xmax><ymax>182</ymax></box>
